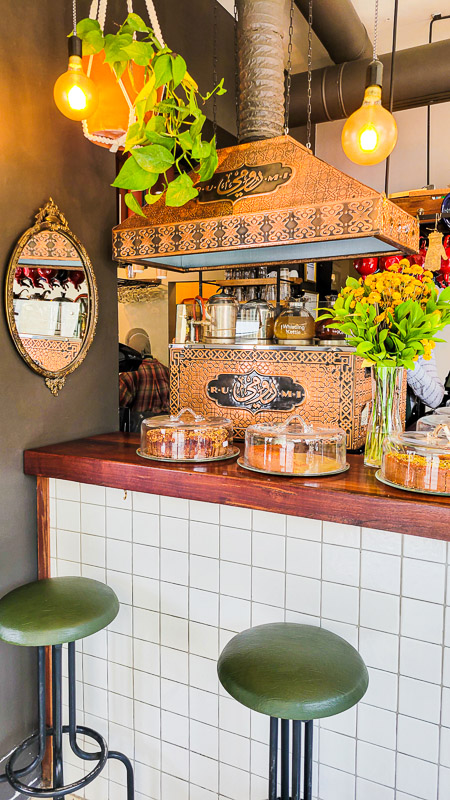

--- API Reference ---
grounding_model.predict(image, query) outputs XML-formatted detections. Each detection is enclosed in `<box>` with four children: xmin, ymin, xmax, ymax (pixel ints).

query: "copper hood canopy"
<box><xmin>112</xmin><ymin>1</ymin><xmax>418</xmax><ymax>272</ymax></box>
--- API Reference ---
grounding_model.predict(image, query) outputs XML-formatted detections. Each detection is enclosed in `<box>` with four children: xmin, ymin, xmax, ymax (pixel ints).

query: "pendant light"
<box><xmin>53</xmin><ymin>0</ymin><xmax>99</xmax><ymax>121</ymax></box>
<box><xmin>341</xmin><ymin>0</ymin><xmax>397</xmax><ymax>166</ymax></box>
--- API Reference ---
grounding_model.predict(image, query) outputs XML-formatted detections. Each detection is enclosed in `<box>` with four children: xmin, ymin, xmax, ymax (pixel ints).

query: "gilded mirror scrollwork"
<box><xmin>5</xmin><ymin>199</ymin><xmax>98</xmax><ymax>395</ymax></box>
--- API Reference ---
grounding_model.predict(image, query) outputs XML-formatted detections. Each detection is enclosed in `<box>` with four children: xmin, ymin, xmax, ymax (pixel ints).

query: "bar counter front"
<box><xmin>25</xmin><ymin>434</ymin><xmax>450</xmax><ymax>800</ymax></box>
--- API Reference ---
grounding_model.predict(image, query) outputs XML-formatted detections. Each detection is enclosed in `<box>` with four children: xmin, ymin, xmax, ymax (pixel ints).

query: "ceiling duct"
<box><xmin>112</xmin><ymin>0</ymin><xmax>418</xmax><ymax>272</ymax></box>
<box><xmin>294</xmin><ymin>0</ymin><xmax>372</xmax><ymax>64</ymax></box>
<box><xmin>290</xmin><ymin>39</ymin><xmax>450</xmax><ymax>126</ymax></box>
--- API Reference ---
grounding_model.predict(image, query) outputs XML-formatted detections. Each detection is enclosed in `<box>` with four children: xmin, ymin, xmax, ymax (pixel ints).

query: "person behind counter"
<box><xmin>119</xmin><ymin>329</ymin><xmax>169</xmax><ymax>431</ymax></box>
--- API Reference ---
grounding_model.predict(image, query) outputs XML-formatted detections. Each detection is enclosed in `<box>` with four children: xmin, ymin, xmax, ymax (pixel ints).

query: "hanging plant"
<box><xmin>76</xmin><ymin>12</ymin><xmax>226</xmax><ymax>213</ymax></box>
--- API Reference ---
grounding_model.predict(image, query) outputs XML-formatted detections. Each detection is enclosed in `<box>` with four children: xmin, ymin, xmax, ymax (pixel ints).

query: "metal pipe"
<box><xmin>52</xmin><ymin>645</ymin><xmax>64</xmax><ymax>800</ymax></box>
<box><xmin>304</xmin><ymin>720</ymin><xmax>313</xmax><ymax>800</ymax></box>
<box><xmin>384</xmin><ymin>0</ymin><xmax>399</xmax><ymax>196</ymax></box>
<box><xmin>237</xmin><ymin>0</ymin><xmax>286</xmax><ymax>141</ymax></box>
<box><xmin>281</xmin><ymin>719</ymin><xmax>289</xmax><ymax>800</ymax></box>
<box><xmin>427</xmin><ymin>14</ymin><xmax>450</xmax><ymax>185</ymax></box>
<box><xmin>289</xmin><ymin>39</ymin><xmax>450</xmax><ymax>127</ymax></box>
<box><xmin>269</xmin><ymin>717</ymin><xmax>278</xmax><ymax>800</ymax></box>
<box><xmin>295</xmin><ymin>0</ymin><xmax>372</xmax><ymax>63</ymax></box>
<box><xmin>292</xmin><ymin>720</ymin><xmax>302</xmax><ymax>800</ymax></box>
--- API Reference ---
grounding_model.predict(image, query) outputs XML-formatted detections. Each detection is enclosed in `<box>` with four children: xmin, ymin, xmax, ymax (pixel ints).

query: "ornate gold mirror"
<box><xmin>5</xmin><ymin>199</ymin><xmax>98</xmax><ymax>395</ymax></box>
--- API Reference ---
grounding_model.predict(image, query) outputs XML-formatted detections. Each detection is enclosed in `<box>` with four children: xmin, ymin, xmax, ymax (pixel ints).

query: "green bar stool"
<box><xmin>0</xmin><ymin>576</ymin><xmax>134</xmax><ymax>800</ymax></box>
<box><xmin>218</xmin><ymin>622</ymin><xmax>368</xmax><ymax>800</ymax></box>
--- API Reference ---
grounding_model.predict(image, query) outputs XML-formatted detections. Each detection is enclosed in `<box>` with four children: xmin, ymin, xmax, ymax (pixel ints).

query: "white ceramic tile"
<box><xmin>252</xmin><ymin>567</ymin><xmax>285</xmax><ymax>608</ymax></box>
<box><xmin>49</xmin><ymin>477</ymin><xmax>56</xmax><ymax>498</ymax></box>
<box><xmin>108</xmin><ymin>603</ymin><xmax>132</xmax><ymax>636</ymax></box>
<box><xmin>160</xmin><ymin>495</ymin><xmax>189</xmax><ymax>519</ymax></box>
<box><xmin>160</xmin><ymin>582</ymin><xmax>188</xmax><ymax>618</ymax></box>
<box><xmin>320</xmin><ymin>618</ymin><xmax>358</xmax><ymax>648</ymax></box>
<box><xmin>81</xmin><ymin>503</ymin><xmax>105</xmax><ymax>536</ymax></box>
<box><xmin>58</xmin><ymin>559</ymin><xmax>81</xmax><ymax>577</ymax></box>
<box><xmin>400</xmin><ymin>637</ymin><xmax>442</xmax><ymax>684</ymax></box>
<box><xmin>83</xmin><ymin>629</ymin><xmax>107</xmax><ymax>659</ymax></box>
<box><xmin>401</xmin><ymin>598</ymin><xmax>444</xmax><ymax>644</ymax></box>
<box><xmin>440</xmin><ymin>766</ymin><xmax>450</xmax><ymax>799</ymax></box>
<box><xmin>285</xmin><ymin>573</ymin><xmax>321</xmax><ymax>616</ymax></box>
<box><xmin>219</xmin><ymin>696</ymin><xmax>250</xmax><ymax>738</ymax></box>
<box><xmin>106</xmin><ymin>506</ymin><xmax>132</xmax><ymax>541</ymax></box>
<box><xmin>190</xmin><ymin>687</ymin><xmax>218</xmax><ymax>726</ymax></box>
<box><xmin>135</xmin><ymin>730</ymin><xmax>161</xmax><ymax>769</ymax></box>
<box><xmin>403</xmin><ymin>535</ymin><xmax>446</xmax><ymax>563</ymax></box>
<box><xmin>220</xmin><ymin>729</ymin><xmax>250</xmax><ymax>771</ymax></box>
<box><xmin>220</xmin><ymin>561</ymin><xmax>251</xmax><ymax>600</ymax></box>
<box><xmin>252</xmin><ymin>532</ymin><xmax>285</xmax><ymax>572</ymax></box>
<box><xmin>190</xmin><ymin>588</ymin><xmax>219</xmax><ymax>627</ymax></box>
<box><xmin>250</xmin><ymin>710</ymin><xmax>270</xmax><ymax>744</ymax></box>
<box><xmin>189</xmin><ymin>622</ymin><xmax>219</xmax><ymax>660</ymax></box>
<box><xmin>251</xmin><ymin>602</ymin><xmax>285</xmax><ymax>627</ymax></box>
<box><xmin>162</xmin><ymin>740</ymin><xmax>189</xmax><ymax>781</ymax></box>
<box><xmin>190</xmin><ymin>752</ymin><xmax>219</xmax><ymax>793</ymax></box>
<box><xmin>107</xmin><ymin>569</ymin><xmax>132</xmax><ymax>606</ymax></box>
<box><xmin>161</xmin><ymin>708</ymin><xmax>189</xmax><ymax>748</ymax></box>
<box><xmin>286</xmin><ymin>515</ymin><xmax>322</xmax><ymax>541</ymax></box>
<box><xmin>108</xmin><ymin>632</ymin><xmax>132</xmax><ymax>667</ymax></box>
<box><xmin>190</xmin><ymin>653</ymin><xmax>218</xmax><ymax>694</ymax></box>
<box><xmin>321</xmin><ymin>582</ymin><xmax>359</xmax><ymax>624</ymax></box>
<box><xmin>133</xmin><ymin>491</ymin><xmax>159</xmax><ymax>514</ymax></box>
<box><xmin>220</xmin><ymin>526</ymin><xmax>252</xmax><ymax>565</ymax></box>
<box><xmin>134</xmin><ymin>699</ymin><xmax>161</xmax><ymax>737</ymax></box>
<box><xmin>81</xmin><ymin>533</ymin><xmax>105</xmax><ymax>567</ymax></box>
<box><xmin>440</xmin><ymin>726</ymin><xmax>450</xmax><ymax>768</ymax></box>
<box><xmin>362</xmin><ymin>527</ymin><xmax>402</xmax><ymax>555</ymax></box>
<box><xmin>56</xmin><ymin>499</ymin><xmax>80</xmax><ymax>532</ymax></box>
<box><xmin>57</xmin><ymin>529</ymin><xmax>80</xmax><ymax>562</ymax></box>
<box><xmin>83</xmin><ymin>684</ymin><xmax>108</xmax><ymax>719</ymax></box>
<box><xmin>134</xmin><ymin>638</ymin><xmax>160</xmax><ymax>675</ymax></box>
<box><xmin>161</xmin><ymin>515</ymin><xmax>188</xmax><ymax>552</ymax></box>
<box><xmin>190</xmin><ymin>784</ymin><xmax>217</xmax><ymax>800</ymax></box>
<box><xmin>252</xmin><ymin>509</ymin><xmax>285</xmax><ymax>536</ymax></box>
<box><xmin>321</xmin><ymin>706</ymin><xmax>356</xmax><ymax>737</ymax></box>
<box><xmin>106</xmin><ymin>487</ymin><xmax>132</xmax><ymax>509</ymax></box>
<box><xmin>396</xmin><ymin>753</ymin><xmax>438</xmax><ymax>800</ymax></box>
<box><xmin>358</xmin><ymin>704</ymin><xmax>397</xmax><ymax>750</ymax></box>
<box><xmin>398</xmin><ymin>675</ymin><xmax>442</xmax><ymax>724</ymax></box>
<box><xmin>191</xmin><ymin>555</ymin><xmax>220</xmax><ymax>593</ymax></box>
<box><xmin>357</xmin><ymin>741</ymin><xmax>396</xmax><ymax>787</ymax></box>
<box><xmin>161</xmin><ymin>646</ymin><xmax>188</xmax><ymax>684</ymax></box>
<box><xmin>360</xmin><ymin>589</ymin><xmax>400</xmax><ymax>634</ymax></box>
<box><xmin>397</xmin><ymin>715</ymin><xmax>439</xmax><ymax>763</ymax></box>
<box><xmin>362</xmin><ymin>667</ymin><xmax>398</xmax><ymax>712</ymax></box>
<box><xmin>109</xmin><ymin>662</ymin><xmax>133</xmax><ymax>698</ymax></box>
<box><xmin>361</xmin><ymin>551</ymin><xmax>401</xmax><ymax>595</ymax></box>
<box><xmin>56</xmin><ymin>479</ymin><xmax>80</xmax><ymax>501</ymax></box>
<box><xmin>134</xmin><ymin>669</ymin><xmax>161</xmax><ymax>707</ymax></box>
<box><xmin>356</xmin><ymin>777</ymin><xmax>395</xmax><ymax>800</ymax></box>
<box><xmin>441</xmin><ymin>688</ymin><xmax>450</xmax><ymax>728</ymax></box>
<box><xmin>133</xmin><ymin>511</ymin><xmax>160</xmax><ymax>547</ymax></box>
<box><xmin>286</xmin><ymin>537</ymin><xmax>321</xmax><ymax>578</ymax></box>
<box><xmin>136</xmin><ymin>763</ymin><xmax>161</xmax><ymax>798</ymax></box>
<box><xmin>220</xmin><ymin>505</ymin><xmax>252</xmax><ymax>530</ymax></box>
<box><xmin>83</xmin><ymin>654</ymin><xmax>108</xmax><ymax>688</ymax></box>
<box><xmin>133</xmin><ymin>607</ymin><xmax>160</xmax><ymax>643</ymax></box>
<box><xmin>161</xmin><ymin>614</ymin><xmax>188</xmax><ymax>652</ymax></box>
<box><xmin>133</xmin><ymin>544</ymin><xmax>159</xmax><ymax>579</ymax></box>
<box><xmin>402</xmin><ymin>559</ymin><xmax>446</xmax><ymax>604</ymax></box>
<box><xmin>220</xmin><ymin>763</ymin><xmax>250</xmax><ymax>800</ymax></box>
<box><xmin>107</xmin><ymin>539</ymin><xmax>132</xmax><ymax>573</ymax></box>
<box><xmin>160</xmin><ymin>548</ymin><xmax>188</xmax><ymax>585</ymax></box>
<box><xmin>190</xmin><ymin>719</ymin><xmax>219</xmax><ymax>760</ymax></box>
<box><xmin>160</xmin><ymin>678</ymin><xmax>189</xmax><ymax>716</ymax></box>
<box><xmin>359</xmin><ymin>628</ymin><xmax>399</xmax><ymax>673</ymax></box>
<box><xmin>133</xmin><ymin>576</ymin><xmax>160</xmax><ymax>612</ymax></box>
<box><xmin>444</xmin><ymin>648</ymin><xmax>450</xmax><ymax>687</ymax></box>
<box><xmin>319</xmin><ymin>764</ymin><xmax>355</xmax><ymax>800</ymax></box>
<box><xmin>220</xmin><ymin>596</ymin><xmax>251</xmax><ymax>632</ymax></box>
<box><xmin>190</xmin><ymin>500</ymin><xmax>220</xmax><ymax>524</ymax></box>
<box><xmin>190</xmin><ymin>521</ymin><xmax>220</xmax><ymax>558</ymax></box>
<box><xmin>320</xmin><ymin>729</ymin><xmax>356</xmax><ymax>773</ymax></box>
<box><xmin>322</xmin><ymin>543</ymin><xmax>360</xmax><ymax>586</ymax></box>
<box><xmin>323</xmin><ymin>520</ymin><xmax>360</xmax><ymax>547</ymax></box>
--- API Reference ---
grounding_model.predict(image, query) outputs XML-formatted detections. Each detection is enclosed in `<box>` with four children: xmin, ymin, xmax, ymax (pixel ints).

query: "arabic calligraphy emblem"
<box><xmin>206</xmin><ymin>370</ymin><xmax>305</xmax><ymax>413</ymax></box>
<box><xmin>197</xmin><ymin>162</ymin><xmax>293</xmax><ymax>204</ymax></box>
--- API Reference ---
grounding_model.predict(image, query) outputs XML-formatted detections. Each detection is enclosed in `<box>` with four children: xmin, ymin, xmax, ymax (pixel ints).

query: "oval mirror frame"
<box><xmin>5</xmin><ymin>198</ymin><xmax>98</xmax><ymax>396</ymax></box>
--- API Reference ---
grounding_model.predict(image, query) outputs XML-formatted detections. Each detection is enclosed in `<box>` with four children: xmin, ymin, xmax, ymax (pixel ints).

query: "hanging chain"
<box><xmin>373</xmin><ymin>0</ymin><xmax>379</xmax><ymax>59</ymax></box>
<box><xmin>234</xmin><ymin>0</ymin><xmax>240</xmax><ymax>141</ymax></box>
<box><xmin>72</xmin><ymin>0</ymin><xmax>77</xmax><ymax>36</ymax></box>
<box><xmin>213</xmin><ymin>0</ymin><xmax>218</xmax><ymax>137</ymax></box>
<box><xmin>284</xmin><ymin>0</ymin><xmax>295</xmax><ymax>134</ymax></box>
<box><xmin>306</xmin><ymin>0</ymin><xmax>313</xmax><ymax>149</ymax></box>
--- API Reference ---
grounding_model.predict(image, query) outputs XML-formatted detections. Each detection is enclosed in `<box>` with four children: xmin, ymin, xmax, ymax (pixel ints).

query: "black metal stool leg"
<box><xmin>280</xmin><ymin>719</ymin><xmax>289</xmax><ymax>800</ymax></box>
<box><xmin>303</xmin><ymin>720</ymin><xmax>313</xmax><ymax>800</ymax></box>
<box><xmin>292</xmin><ymin>720</ymin><xmax>302</xmax><ymax>800</ymax></box>
<box><xmin>269</xmin><ymin>717</ymin><xmax>278</xmax><ymax>800</ymax></box>
<box><xmin>52</xmin><ymin>645</ymin><xmax>64</xmax><ymax>799</ymax></box>
<box><xmin>108</xmin><ymin>751</ymin><xmax>135</xmax><ymax>800</ymax></box>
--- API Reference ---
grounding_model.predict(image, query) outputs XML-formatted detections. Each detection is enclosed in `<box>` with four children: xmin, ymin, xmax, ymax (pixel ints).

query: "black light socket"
<box><xmin>366</xmin><ymin>59</ymin><xmax>383</xmax><ymax>88</ymax></box>
<box><xmin>69</xmin><ymin>35</ymin><xmax>82</xmax><ymax>58</ymax></box>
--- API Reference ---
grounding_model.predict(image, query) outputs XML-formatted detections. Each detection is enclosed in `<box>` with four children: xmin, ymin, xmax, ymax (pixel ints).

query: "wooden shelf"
<box><xmin>214</xmin><ymin>277</ymin><xmax>303</xmax><ymax>287</ymax></box>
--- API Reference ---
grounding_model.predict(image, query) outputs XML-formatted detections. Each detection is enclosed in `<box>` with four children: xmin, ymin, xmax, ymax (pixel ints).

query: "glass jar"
<box><xmin>416</xmin><ymin>414</ymin><xmax>450</xmax><ymax>433</ymax></box>
<box><xmin>274</xmin><ymin>289</ymin><xmax>315</xmax><ymax>343</ymax></box>
<box><xmin>242</xmin><ymin>414</ymin><xmax>347</xmax><ymax>475</ymax></box>
<box><xmin>315</xmin><ymin>294</ymin><xmax>346</xmax><ymax>344</ymax></box>
<box><xmin>140</xmin><ymin>408</ymin><xmax>233</xmax><ymax>461</ymax></box>
<box><xmin>380</xmin><ymin>425</ymin><xmax>450</xmax><ymax>494</ymax></box>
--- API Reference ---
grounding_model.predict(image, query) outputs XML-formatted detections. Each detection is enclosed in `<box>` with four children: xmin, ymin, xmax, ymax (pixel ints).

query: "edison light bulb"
<box><xmin>53</xmin><ymin>36</ymin><xmax>98</xmax><ymax>121</ymax></box>
<box><xmin>341</xmin><ymin>61</ymin><xmax>397</xmax><ymax>166</ymax></box>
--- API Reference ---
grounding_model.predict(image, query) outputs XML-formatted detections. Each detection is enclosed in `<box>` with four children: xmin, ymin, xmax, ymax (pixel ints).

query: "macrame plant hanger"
<box><xmin>82</xmin><ymin>0</ymin><xmax>165</xmax><ymax>152</ymax></box>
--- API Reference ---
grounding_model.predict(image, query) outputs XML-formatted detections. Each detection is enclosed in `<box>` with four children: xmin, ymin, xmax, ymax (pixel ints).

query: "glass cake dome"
<box><xmin>140</xmin><ymin>408</ymin><xmax>233</xmax><ymax>461</ymax></box>
<box><xmin>380</xmin><ymin>424</ymin><xmax>450</xmax><ymax>494</ymax></box>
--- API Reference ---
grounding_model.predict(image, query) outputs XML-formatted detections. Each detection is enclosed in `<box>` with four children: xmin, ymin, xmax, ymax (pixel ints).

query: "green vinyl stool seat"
<box><xmin>218</xmin><ymin>623</ymin><xmax>368</xmax><ymax>800</ymax></box>
<box><xmin>0</xmin><ymin>576</ymin><xmax>119</xmax><ymax>647</ymax></box>
<box><xmin>0</xmin><ymin>575</ymin><xmax>133</xmax><ymax>800</ymax></box>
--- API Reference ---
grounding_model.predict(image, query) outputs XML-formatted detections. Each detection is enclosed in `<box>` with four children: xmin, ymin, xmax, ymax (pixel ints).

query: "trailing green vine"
<box><xmin>77</xmin><ymin>12</ymin><xmax>226</xmax><ymax>214</ymax></box>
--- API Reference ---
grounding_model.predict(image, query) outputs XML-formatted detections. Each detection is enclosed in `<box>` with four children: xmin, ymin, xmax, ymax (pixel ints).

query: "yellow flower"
<box><xmin>392</xmin><ymin>291</ymin><xmax>401</xmax><ymax>300</ymax></box>
<box><xmin>350</xmin><ymin>301</ymin><xmax>356</xmax><ymax>309</ymax></box>
<box><xmin>375</xmin><ymin>312</ymin><xmax>385</xmax><ymax>323</ymax></box>
<box><xmin>368</xmin><ymin>291</ymin><xmax>381</xmax><ymax>303</ymax></box>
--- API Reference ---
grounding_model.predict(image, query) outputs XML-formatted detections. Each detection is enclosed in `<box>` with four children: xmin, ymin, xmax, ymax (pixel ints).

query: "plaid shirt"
<box><xmin>119</xmin><ymin>358</ymin><xmax>170</xmax><ymax>415</ymax></box>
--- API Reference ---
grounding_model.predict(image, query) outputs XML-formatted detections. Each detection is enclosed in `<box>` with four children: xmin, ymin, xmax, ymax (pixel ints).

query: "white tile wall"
<box><xmin>49</xmin><ymin>479</ymin><xmax>450</xmax><ymax>800</ymax></box>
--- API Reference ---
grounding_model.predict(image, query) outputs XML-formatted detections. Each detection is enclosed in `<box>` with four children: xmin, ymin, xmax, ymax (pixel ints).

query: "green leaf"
<box><xmin>124</xmin><ymin>192</ymin><xmax>146</xmax><ymax>217</ymax></box>
<box><xmin>111</xmin><ymin>156</ymin><xmax>160</xmax><ymax>191</ymax></box>
<box><xmin>144</xmin><ymin>130</ymin><xmax>174</xmax><ymax>150</ymax></box>
<box><xmin>82</xmin><ymin>29</ymin><xmax>104</xmax><ymax>55</ymax></box>
<box><xmin>144</xmin><ymin>190</ymin><xmax>163</xmax><ymax>205</ymax></box>
<box><xmin>153</xmin><ymin>53</ymin><xmax>172</xmax><ymax>88</ymax></box>
<box><xmin>346</xmin><ymin>277</ymin><xmax>360</xmax><ymax>289</ymax></box>
<box><xmin>438</xmin><ymin>286</ymin><xmax>450</xmax><ymax>304</ymax></box>
<box><xmin>121</xmin><ymin>13</ymin><xmax>149</xmax><ymax>33</ymax></box>
<box><xmin>132</xmin><ymin>144</ymin><xmax>175</xmax><ymax>173</ymax></box>
<box><xmin>146</xmin><ymin>115</ymin><xmax>166</xmax><ymax>133</ymax></box>
<box><xmin>103</xmin><ymin>33</ymin><xmax>133</xmax><ymax>66</ymax></box>
<box><xmin>76</xmin><ymin>18</ymin><xmax>101</xmax><ymax>37</ymax></box>
<box><xmin>189</xmin><ymin>113</ymin><xmax>206</xmax><ymax>141</ymax></box>
<box><xmin>165</xmin><ymin>173</ymin><xmax>198</xmax><ymax>207</ymax></box>
<box><xmin>171</xmin><ymin>54</ymin><xmax>187</xmax><ymax>87</ymax></box>
<box><xmin>191</xmin><ymin>137</ymin><xmax>211</xmax><ymax>160</ymax></box>
<box><xmin>124</xmin><ymin>122</ymin><xmax>146</xmax><ymax>152</ymax></box>
<box><xmin>177</xmin><ymin>130</ymin><xmax>194</xmax><ymax>151</ymax></box>
<box><xmin>197</xmin><ymin>138</ymin><xmax>218</xmax><ymax>181</ymax></box>
<box><xmin>134</xmin><ymin>72</ymin><xmax>156</xmax><ymax>107</ymax></box>
<box><xmin>379</xmin><ymin>328</ymin><xmax>389</xmax><ymax>344</ymax></box>
<box><xmin>356</xmin><ymin>342</ymin><xmax>374</xmax><ymax>355</ymax></box>
<box><xmin>123</xmin><ymin>41</ymin><xmax>153</xmax><ymax>66</ymax></box>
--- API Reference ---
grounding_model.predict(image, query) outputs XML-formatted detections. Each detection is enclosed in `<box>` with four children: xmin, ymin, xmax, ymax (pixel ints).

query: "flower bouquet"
<box><xmin>317</xmin><ymin>260</ymin><xmax>450</xmax><ymax>466</ymax></box>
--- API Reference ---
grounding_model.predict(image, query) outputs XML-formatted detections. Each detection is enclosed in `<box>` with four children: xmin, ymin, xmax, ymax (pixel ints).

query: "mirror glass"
<box><xmin>6</xmin><ymin>199</ymin><xmax>98</xmax><ymax>394</ymax></box>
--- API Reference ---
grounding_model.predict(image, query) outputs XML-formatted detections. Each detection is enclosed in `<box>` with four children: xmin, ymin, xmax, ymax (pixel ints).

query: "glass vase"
<box><xmin>364</xmin><ymin>366</ymin><xmax>404</xmax><ymax>468</ymax></box>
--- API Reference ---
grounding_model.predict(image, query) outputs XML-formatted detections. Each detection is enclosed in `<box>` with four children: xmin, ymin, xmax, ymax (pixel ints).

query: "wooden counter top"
<box><xmin>24</xmin><ymin>433</ymin><xmax>450</xmax><ymax>540</ymax></box>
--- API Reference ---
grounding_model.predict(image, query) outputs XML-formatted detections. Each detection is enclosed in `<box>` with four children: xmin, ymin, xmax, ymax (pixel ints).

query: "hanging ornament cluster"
<box><xmin>354</xmin><ymin>234</ymin><xmax>450</xmax><ymax>284</ymax></box>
